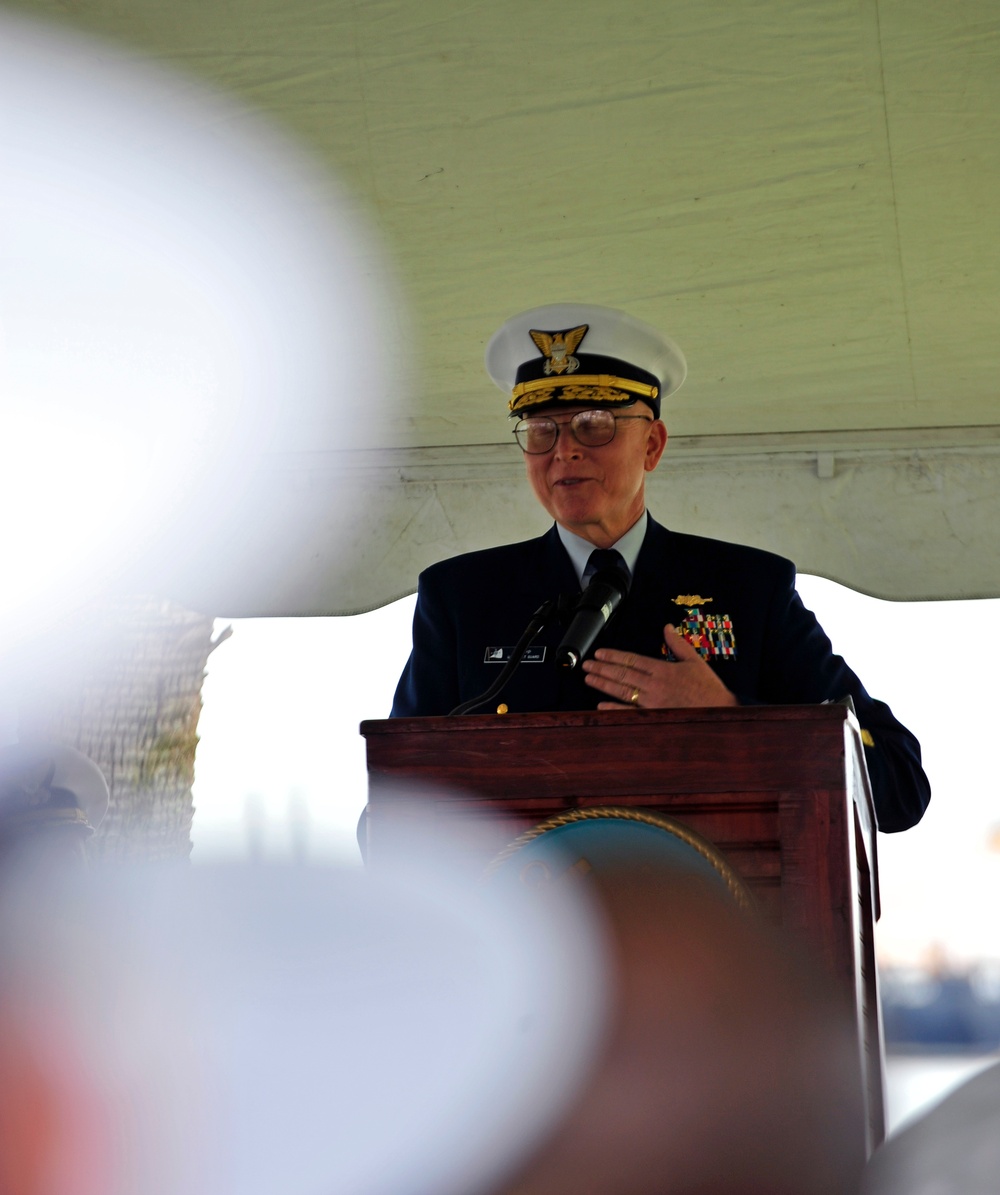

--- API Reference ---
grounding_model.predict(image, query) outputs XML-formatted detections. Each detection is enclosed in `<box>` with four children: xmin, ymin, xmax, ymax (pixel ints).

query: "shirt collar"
<box><xmin>556</xmin><ymin>510</ymin><xmax>648</xmax><ymax>588</ymax></box>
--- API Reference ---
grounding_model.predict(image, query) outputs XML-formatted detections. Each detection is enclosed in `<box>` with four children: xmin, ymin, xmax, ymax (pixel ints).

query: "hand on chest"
<box><xmin>596</xmin><ymin>591</ymin><xmax>739</xmax><ymax>663</ymax></box>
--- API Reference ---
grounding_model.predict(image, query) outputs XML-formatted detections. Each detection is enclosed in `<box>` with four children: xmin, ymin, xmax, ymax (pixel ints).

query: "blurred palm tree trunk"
<box><xmin>17</xmin><ymin>596</ymin><xmax>221</xmax><ymax>861</ymax></box>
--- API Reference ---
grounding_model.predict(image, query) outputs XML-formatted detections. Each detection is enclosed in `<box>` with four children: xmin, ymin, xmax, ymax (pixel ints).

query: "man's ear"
<box><xmin>644</xmin><ymin>419</ymin><xmax>668</xmax><ymax>472</ymax></box>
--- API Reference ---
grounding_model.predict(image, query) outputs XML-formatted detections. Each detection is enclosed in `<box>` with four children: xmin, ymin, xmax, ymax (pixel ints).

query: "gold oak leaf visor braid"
<box><xmin>509</xmin><ymin>376</ymin><xmax>660</xmax><ymax>413</ymax></box>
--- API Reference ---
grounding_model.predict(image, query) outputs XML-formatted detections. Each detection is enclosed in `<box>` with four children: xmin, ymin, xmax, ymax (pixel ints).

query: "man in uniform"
<box><xmin>392</xmin><ymin>304</ymin><xmax>929</xmax><ymax>833</ymax></box>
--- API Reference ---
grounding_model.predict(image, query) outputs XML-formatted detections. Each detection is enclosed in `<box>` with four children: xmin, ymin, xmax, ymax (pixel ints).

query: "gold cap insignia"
<box><xmin>529</xmin><ymin>324</ymin><xmax>588</xmax><ymax>377</ymax></box>
<box><xmin>673</xmin><ymin>594</ymin><xmax>713</xmax><ymax>606</ymax></box>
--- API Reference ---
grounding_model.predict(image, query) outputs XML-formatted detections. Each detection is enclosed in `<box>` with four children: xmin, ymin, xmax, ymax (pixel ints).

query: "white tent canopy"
<box><xmin>10</xmin><ymin>0</ymin><xmax>999</xmax><ymax>613</ymax></box>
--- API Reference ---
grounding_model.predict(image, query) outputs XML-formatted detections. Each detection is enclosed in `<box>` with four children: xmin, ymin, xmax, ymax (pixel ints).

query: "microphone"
<box><xmin>555</xmin><ymin>563</ymin><xmax>630</xmax><ymax>668</ymax></box>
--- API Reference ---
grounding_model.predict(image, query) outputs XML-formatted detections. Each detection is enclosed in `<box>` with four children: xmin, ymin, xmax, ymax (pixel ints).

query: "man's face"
<box><xmin>521</xmin><ymin>404</ymin><xmax>667</xmax><ymax>546</ymax></box>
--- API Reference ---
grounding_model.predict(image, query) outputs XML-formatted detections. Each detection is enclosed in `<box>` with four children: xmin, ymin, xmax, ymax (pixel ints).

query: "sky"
<box><xmin>192</xmin><ymin>581</ymin><xmax>1000</xmax><ymax>968</ymax></box>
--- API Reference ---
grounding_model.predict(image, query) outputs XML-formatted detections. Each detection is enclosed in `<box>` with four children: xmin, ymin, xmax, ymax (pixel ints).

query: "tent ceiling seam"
<box><xmin>872</xmin><ymin>0</ymin><xmax>919</xmax><ymax>403</ymax></box>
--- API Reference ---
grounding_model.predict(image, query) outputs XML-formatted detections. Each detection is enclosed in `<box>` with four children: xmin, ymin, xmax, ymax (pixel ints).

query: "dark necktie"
<box><xmin>583</xmin><ymin>548</ymin><xmax>628</xmax><ymax>587</ymax></box>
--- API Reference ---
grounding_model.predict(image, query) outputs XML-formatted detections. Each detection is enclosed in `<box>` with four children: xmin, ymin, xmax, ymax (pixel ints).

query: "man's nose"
<box><xmin>553</xmin><ymin>422</ymin><xmax>583</xmax><ymax>457</ymax></box>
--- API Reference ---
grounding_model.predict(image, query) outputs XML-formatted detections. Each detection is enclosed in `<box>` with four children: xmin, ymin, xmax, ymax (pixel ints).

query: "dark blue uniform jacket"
<box><xmin>391</xmin><ymin>517</ymin><xmax>929</xmax><ymax>832</ymax></box>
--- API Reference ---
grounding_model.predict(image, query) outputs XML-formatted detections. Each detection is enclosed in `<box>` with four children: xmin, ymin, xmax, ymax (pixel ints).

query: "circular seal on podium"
<box><xmin>486</xmin><ymin>807</ymin><xmax>753</xmax><ymax>911</ymax></box>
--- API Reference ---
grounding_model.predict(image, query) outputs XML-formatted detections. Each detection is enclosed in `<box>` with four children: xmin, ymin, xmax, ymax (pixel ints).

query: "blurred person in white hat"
<box><xmin>0</xmin><ymin>741</ymin><xmax>108</xmax><ymax>869</ymax></box>
<box><xmin>391</xmin><ymin>303</ymin><xmax>928</xmax><ymax>833</ymax></box>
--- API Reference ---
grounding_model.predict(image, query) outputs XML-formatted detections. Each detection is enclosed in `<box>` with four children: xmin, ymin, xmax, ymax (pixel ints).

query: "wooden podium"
<box><xmin>361</xmin><ymin>703</ymin><xmax>885</xmax><ymax>1152</ymax></box>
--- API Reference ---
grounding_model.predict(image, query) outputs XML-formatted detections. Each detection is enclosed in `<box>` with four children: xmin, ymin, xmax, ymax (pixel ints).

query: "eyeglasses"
<box><xmin>512</xmin><ymin>409</ymin><xmax>652</xmax><ymax>454</ymax></box>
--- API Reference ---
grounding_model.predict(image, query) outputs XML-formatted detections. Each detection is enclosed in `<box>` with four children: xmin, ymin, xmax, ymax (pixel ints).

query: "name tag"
<box><xmin>484</xmin><ymin>646</ymin><xmax>547</xmax><ymax>664</ymax></box>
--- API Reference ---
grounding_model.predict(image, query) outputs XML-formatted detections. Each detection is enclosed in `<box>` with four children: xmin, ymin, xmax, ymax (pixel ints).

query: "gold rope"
<box><xmin>484</xmin><ymin>805</ymin><xmax>754</xmax><ymax>912</ymax></box>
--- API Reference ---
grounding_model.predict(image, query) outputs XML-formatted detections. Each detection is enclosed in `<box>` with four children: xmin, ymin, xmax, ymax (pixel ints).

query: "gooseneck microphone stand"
<box><xmin>449</xmin><ymin>598</ymin><xmax>562</xmax><ymax>716</ymax></box>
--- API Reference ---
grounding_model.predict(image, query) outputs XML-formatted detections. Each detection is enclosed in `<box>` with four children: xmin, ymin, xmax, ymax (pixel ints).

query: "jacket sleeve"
<box><xmin>390</xmin><ymin>566</ymin><xmax>461</xmax><ymax>717</ymax></box>
<box><xmin>758</xmin><ymin>560</ymin><xmax>931</xmax><ymax>833</ymax></box>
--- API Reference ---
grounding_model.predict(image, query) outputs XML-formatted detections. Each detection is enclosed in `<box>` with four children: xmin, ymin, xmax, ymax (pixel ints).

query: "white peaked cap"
<box><xmin>0</xmin><ymin>741</ymin><xmax>110</xmax><ymax>831</ymax></box>
<box><xmin>485</xmin><ymin>302</ymin><xmax>687</xmax><ymax>416</ymax></box>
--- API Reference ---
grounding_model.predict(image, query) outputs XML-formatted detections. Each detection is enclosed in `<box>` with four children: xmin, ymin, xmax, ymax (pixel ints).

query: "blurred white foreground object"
<box><xmin>864</xmin><ymin>1060</ymin><xmax>1000</xmax><ymax>1194</ymax></box>
<box><xmin>0</xmin><ymin>824</ymin><xmax>607</xmax><ymax>1195</ymax></box>
<box><xmin>0</xmin><ymin>9</ymin><xmax>401</xmax><ymax>631</ymax></box>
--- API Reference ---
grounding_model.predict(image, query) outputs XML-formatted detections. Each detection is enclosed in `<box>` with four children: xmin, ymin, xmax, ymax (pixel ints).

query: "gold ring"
<box><xmin>629</xmin><ymin>687</ymin><xmax>641</xmax><ymax>705</ymax></box>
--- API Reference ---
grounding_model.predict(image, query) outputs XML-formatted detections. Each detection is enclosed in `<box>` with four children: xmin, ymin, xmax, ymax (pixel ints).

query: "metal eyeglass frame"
<box><xmin>512</xmin><ymin>411</ymin><xmax>652</xmax><ymax>454</ymax></box>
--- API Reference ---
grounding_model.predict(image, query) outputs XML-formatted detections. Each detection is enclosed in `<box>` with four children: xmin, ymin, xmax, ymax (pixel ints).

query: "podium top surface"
<box><xmin>361</xmin><ymin>703</ymin><xmax>856</xmax><ymax>738</ymax></box>
<box><xmin>362</xmin><ymin>704</ymin><xmax>869</xmax><ymax>801</ymax></box>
